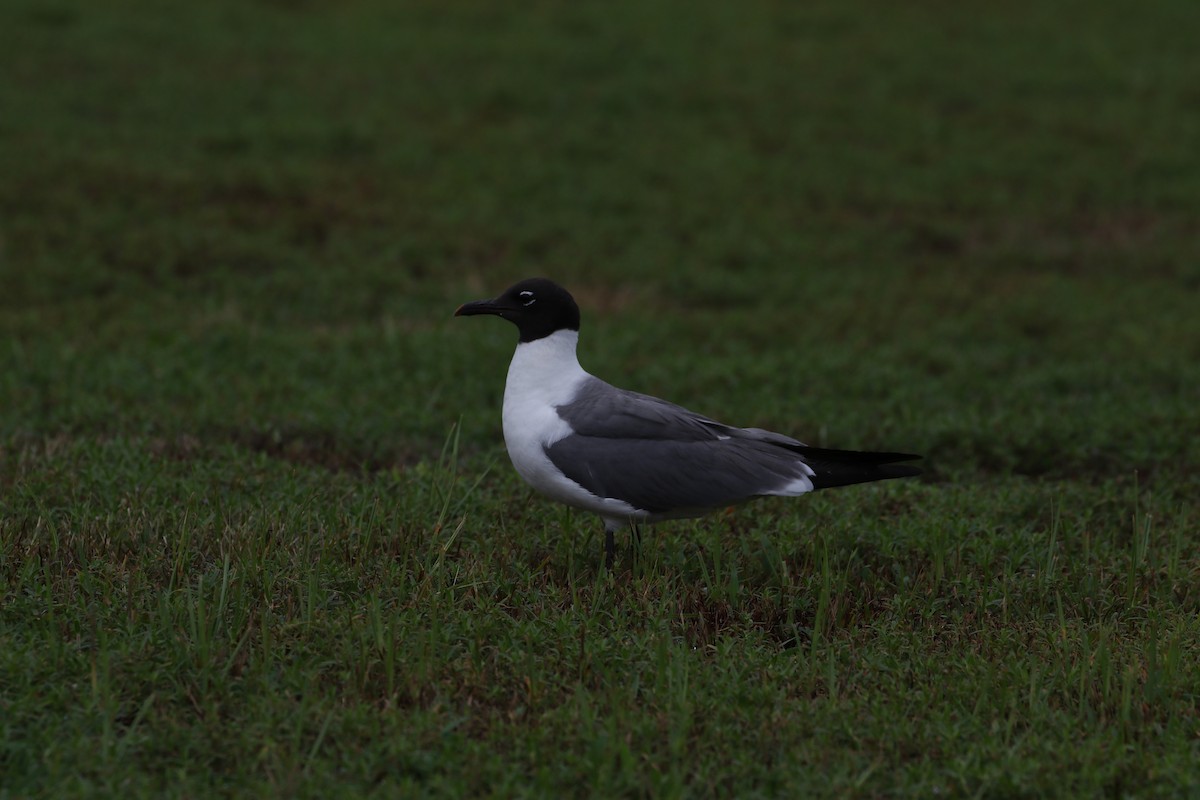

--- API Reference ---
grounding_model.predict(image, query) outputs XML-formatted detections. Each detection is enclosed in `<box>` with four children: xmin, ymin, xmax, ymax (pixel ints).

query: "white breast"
<box><xmin>501</xmin><ymin>331</ymin><xmax>641</xmax><ymax>520</ymax></box>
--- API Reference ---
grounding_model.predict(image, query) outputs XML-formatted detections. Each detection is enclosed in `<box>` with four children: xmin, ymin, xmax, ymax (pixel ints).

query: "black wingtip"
<box><xmin>794</xmin><ymin>446</ymin><xmax>923</xmax><ymax>490</ymax></box>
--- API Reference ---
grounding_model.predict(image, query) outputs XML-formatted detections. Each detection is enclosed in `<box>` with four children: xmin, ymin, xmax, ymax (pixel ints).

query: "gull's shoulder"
<box><xmin>555</xmin><ymin>376</ymin><xmax>805</xmax><ymax>447</ymax></box>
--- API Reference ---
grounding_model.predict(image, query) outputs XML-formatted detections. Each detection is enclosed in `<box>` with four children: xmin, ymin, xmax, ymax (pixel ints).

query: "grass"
<box><xmin>2</xmin><ymin>0</ymin><xmax>1199</xmax><ymax>796</ymax></box>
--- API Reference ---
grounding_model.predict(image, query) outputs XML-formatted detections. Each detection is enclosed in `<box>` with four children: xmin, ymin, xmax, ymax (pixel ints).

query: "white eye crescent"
<box><xmin>519</xmin><ymin>291</ymin><xmax>535</xmax><ymax>306</ymax></box>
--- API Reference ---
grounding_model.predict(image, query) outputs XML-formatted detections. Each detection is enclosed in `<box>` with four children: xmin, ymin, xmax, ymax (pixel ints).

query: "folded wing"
<box><xmin>546</xmin><ymin>378</ymin><xmax>920</xmax><ymax>514</ymax></box>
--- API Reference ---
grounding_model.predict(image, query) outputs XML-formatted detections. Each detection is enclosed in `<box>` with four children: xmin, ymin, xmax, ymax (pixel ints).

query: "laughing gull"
<box><xmin>456</xmin><ymin>278</ymin><xmax>921</xmax><ymax>567</ymax></box>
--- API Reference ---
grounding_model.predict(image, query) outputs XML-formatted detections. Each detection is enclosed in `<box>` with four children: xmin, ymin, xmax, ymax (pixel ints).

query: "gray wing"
<box><xmin>545</xmin><ymin>436</ymin><xmax>812</xmax><ymax>514</ymax></box>
<box><xmin>555</xmin><ymin>378</ymin><xmax>805</xmax><ymax>447</ymax></box>
<box><xmin>547</xmin><ymin>378</ymin><xmax>811</xmax><ymax>513</ymax></box>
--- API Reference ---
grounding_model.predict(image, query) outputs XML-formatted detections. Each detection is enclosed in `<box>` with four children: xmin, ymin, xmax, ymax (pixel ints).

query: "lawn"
<box><xmin>2</xmin><ymin>0</ymin><xmax>1199</xmax><ymax>796</ymax></box>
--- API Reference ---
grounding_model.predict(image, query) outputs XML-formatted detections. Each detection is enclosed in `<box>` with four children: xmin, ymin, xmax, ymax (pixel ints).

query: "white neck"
<box><xmin>503</xmin><ymin>330</ymin><xmax>589</xmax><ymax>411</ymax></box>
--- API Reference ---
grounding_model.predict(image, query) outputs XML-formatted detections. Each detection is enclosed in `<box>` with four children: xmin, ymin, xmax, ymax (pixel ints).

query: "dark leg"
<box><xmin>629</xmin><ymin>522</ymin><xmax>642</xmax><ymax>564</ymax></box>
<box><xmin>605</xmin><ymin>527</ymin><xmax>615</xmax><ymax>570</ymax></box>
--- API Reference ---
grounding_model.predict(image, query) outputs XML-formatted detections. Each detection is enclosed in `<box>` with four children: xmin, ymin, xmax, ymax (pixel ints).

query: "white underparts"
<box><xmin>501</xmin><ymin>331</ymin><xmax>643</xmax><ymax>520</ymax></box>
<box><xmin>772</xmin><ymin>473</ymin><xmax>816</xmax><ymax>496</ymax></box>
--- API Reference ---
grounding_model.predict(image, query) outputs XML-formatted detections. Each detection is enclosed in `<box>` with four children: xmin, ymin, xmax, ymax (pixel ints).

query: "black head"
<box><xmin>455</xmin><ymin>278</ymin><xmax>581</xmax><ymax>343</ymax></box>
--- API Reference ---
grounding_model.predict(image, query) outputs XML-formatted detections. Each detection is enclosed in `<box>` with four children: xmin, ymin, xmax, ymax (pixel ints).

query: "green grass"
<box><xmin>2</xmin><ymin>0</ymin><xmax>1200</xmax><ymax>796</ymax></box>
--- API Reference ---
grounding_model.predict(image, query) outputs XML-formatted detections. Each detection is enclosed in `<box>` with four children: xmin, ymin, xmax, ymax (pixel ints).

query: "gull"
<box><xmin>456</xmin><ymin>278</ymin><xmax>921</xmax><ymax>567</ymax></box>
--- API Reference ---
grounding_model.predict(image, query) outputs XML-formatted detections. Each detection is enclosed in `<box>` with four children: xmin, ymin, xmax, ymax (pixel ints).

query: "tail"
<box><xmin>793</xmin><ymin>446</ymin><xmax>922</xmax><ymax>490</ymax></box>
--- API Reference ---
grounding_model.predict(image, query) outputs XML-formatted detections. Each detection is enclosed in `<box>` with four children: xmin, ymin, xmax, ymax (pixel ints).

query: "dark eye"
<box><xmin>518</xmin><ymin>291</ymin><xmax>535</xmax><ymax>306</ymax></box>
